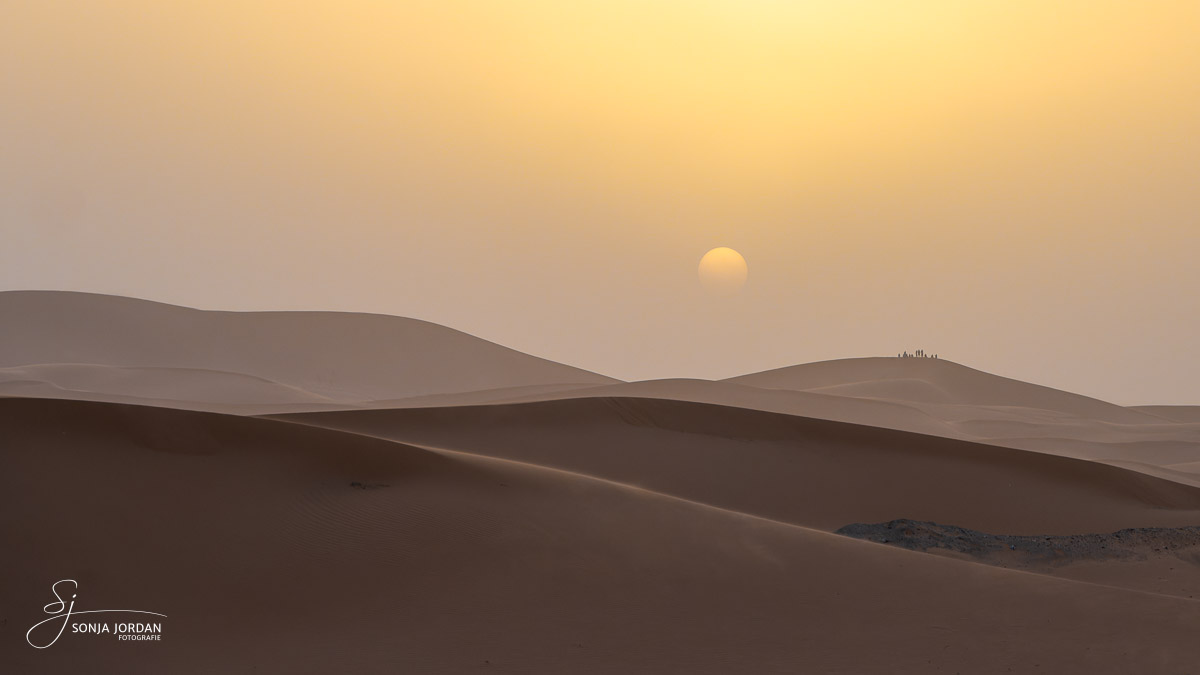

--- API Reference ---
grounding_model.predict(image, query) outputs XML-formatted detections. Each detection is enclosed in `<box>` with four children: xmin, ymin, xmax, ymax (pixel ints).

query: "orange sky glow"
<box><xmin>2</xmin><ymin>1</ymin><xmax>1198</xmax><ymax>403</ymax></box>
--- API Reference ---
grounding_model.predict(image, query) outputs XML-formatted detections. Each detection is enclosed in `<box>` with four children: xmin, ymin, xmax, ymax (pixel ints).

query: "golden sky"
<box><xmin>2</xmin><ymin>1</ymin><xmax>1198</xmax><ymax>403</ymax></box>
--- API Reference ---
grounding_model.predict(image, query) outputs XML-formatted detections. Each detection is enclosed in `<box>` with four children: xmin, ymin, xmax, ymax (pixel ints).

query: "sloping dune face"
<box><xmin>0</xmin><ymin>291</ymin><xmax>615</xmax><ymax>408</ymax></box>
<box><xmin>4</xmin><ymin>397</ymin><xmax>1200</xmax><ymax>674</ymax></box>
<box><xmin>726</xmin><ymin>357</ymin><xmax>1154</xmax><ymax>423</ymax></box>
<box><xmin>285</xmin><ymin>397</ymin><xmax>1200</xmax><ymax>535</ymax></box>
<box><xmin>1135</xmin><ymin>406</ymin><xmax>1200</xmax><ymax>423</ymax></box>
<box><xmin>0</xmin><ymin>363</ymin><xmax>342</xmax><ymax>409</ymax></box>
<box><xmin>719</xmin><ymin>358</ymin><xmax>1200</xmax><ymax>482</ymax></box>
<box><xmin>441</xmin><ymin>361</ymin><xmax>1200</xmax><ymax>487</ymax></box>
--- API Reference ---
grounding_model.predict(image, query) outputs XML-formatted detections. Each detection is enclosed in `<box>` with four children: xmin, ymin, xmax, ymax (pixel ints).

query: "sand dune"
<box><xmin>0</xmin><ymin>363</ymin><xmax>610</xmax><ymax>416</ymax></box>
<box><xmin>0</xmin><ymin>363</ymin><xmax>339</xmax><ymax>410</ymax></box>
<box><xmin>0</xmin><ymin>290</ymin><xmax>616</xmax><ymax>404</ymax></box>
<box><xmin>727</xmin><ymin>357</ymin><xmax>1156</xmax><ymax>424</ymax></box>
<box><xmin>8</xmin><ymin>292</ymin><xmax>1199</xmax><ymax>488</ymax></box>
<box><xmin>6</xmin><ymin>293</ymin><xmax>1200</xmax><ymax>672</ymax></box>
<box><xmin>1135</xmin><ymin>406</ymin><xmax>1200</xmax><ymax>423</ymax></box>
<box><xmin>4</xmin><ymin>397</ymin><xmax>1200</xmax><ymax>674</ymax></box>
<box><xmin>998</xmin><ymin>437</ymin><xmax>1200</xmax><ymax>466</ymax></box>
<box><xmin>282</xmin><ymin>396</ymin><xmax>1200</xmax><ymax>536</ymax></box>
<box><xmin>465</xmin><ymin>372</ymin><xmax>1200</xmax><ymax>485</ymax></box>
<box><xmin>492</xmin><ymin>377</ymin><xmax>964</xmax><ymax>437</ymax></box>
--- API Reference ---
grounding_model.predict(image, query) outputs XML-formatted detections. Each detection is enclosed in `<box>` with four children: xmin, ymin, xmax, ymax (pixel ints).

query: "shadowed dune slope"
<box><xmin>491</xmin><ymin>377</ymin><xmax>962</xmax><ymax>438</ymax></box>
<box><xmin>0</xmin><ymin>290</ymin><xmax>616</xmax><ymax>403</ymax></box>
<box><xmin>374</xmin><ymin>377</ymin><xmax>1200</xmax><ymax>486</ymax></box>
<box><xmin>3</xmin><ymin>397</ymin><xmax>1200</xmax><ymax>674</ymax></box>
<box><xmin>281</xmin><ymin>396</ymin><xmax>1200</xmax><ymax>535</ymax></box>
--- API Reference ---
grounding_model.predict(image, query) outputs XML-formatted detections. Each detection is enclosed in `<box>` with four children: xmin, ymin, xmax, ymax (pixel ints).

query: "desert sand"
<box><xmin>0</xmin><ymin>290</ymin><xmax>616</xmax><ymax>407</ymax></box>
<box><xmin>4</xmin><ymin>291</ymin><xmax>1200</xmax><ymax>673</ymax></box>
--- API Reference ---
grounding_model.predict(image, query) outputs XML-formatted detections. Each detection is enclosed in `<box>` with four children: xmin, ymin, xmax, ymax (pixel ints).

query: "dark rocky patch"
<box><xmin>836</xmin><ymin>519</ymin><xmax>1200</xmax><ymax>566</ymax></box>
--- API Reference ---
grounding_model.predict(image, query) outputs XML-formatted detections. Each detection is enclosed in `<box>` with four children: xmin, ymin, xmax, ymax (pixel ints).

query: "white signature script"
<box><xmin>26</xmin><ymin>579</ymin><xmax>168</xmax><ymax>649</ymax></box>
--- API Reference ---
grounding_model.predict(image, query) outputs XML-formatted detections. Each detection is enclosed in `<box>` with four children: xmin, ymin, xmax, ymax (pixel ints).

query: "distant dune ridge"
<box><xmin>5</xmin><ymin>290</ymin><xmax>1200</xmax><ymax>673</ymax></box>
<box><xmin>0</xmin><ymin>290</ymin><xmax>616</xmax><ymax>407</ymax></box>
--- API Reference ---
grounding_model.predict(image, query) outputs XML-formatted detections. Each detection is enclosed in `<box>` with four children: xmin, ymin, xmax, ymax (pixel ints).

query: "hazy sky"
<box><xmin>3</xmin><ymin>1</ymin><xmax>1198</xmax><ymax>404</ymax></box>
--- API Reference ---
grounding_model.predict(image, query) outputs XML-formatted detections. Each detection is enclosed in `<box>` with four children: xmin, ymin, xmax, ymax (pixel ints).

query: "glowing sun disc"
<box><xmin>698</xmin><ymin>247</ymin><xmax>748</xmax><ymax>296</ymax></box>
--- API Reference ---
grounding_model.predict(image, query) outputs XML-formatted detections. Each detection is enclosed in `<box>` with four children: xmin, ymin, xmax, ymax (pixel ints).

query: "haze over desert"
<box><xmin>4</xmin><ymin>1</ymin><xmax>1200</xmax><ymax>672</ymax></box>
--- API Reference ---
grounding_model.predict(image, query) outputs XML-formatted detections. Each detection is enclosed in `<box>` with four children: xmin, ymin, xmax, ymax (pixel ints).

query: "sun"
<box><xmin>698</xmin><ymin>247</ymin><xmax>748</xmax><ymax>297</ymax></box>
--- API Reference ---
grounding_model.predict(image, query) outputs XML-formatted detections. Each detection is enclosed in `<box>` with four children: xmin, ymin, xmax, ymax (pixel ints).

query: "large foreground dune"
<box><xmin>4</xmin><ymin>398</ymin><xmax>1200</xmax><ymax>673</ymax></box>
